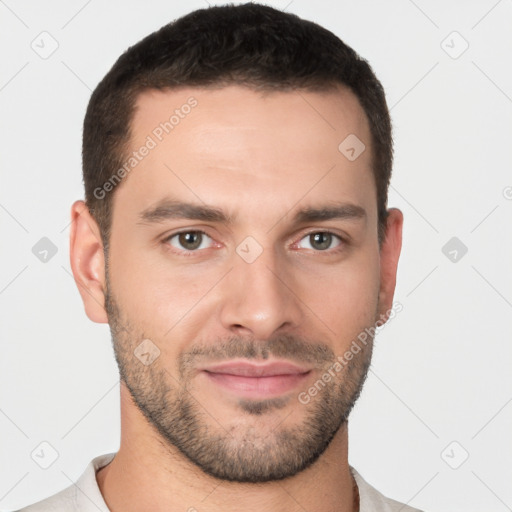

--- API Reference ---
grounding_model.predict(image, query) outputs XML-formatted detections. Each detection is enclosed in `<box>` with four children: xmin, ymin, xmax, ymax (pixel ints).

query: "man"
<box><xmin>19</xmin><ymin>3</ymin><xmax>419</xmax><ymax>511</ymax></box>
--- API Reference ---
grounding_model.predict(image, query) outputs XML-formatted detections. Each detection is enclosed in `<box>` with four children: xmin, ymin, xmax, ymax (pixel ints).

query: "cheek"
<box><xmin>307</xmin><ymin>250</ymin><xmax>380</xmax><ymax>340</ymax></box>
<box><xmin>109</xmin><ymin>226</ymin><xmax>381</xmax><ymax>353</ymax></box>
<box><xmin>110</xmin><ymin>246</ymin><xmax>220</xmax><ymax>344</ymax></box>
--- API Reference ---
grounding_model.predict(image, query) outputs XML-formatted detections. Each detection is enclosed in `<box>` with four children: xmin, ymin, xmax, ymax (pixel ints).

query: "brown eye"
<box><xmin>310</xmin><ymin>232</ymin><xmax>332</xmax><ymax>250</ymax></box>
<box><xmin>297</xmin><ymin>232</ymin><xmax>342</xmax><ymax>251</ymax></box>
<box><xmin>166</xmin><ymin>231</ymin><xmax>213</xmax><ymax>252</ymax></box>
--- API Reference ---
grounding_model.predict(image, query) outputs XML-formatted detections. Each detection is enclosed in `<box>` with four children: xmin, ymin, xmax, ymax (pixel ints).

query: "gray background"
<box><xmin>1</xmin><ymin>1</ymin><xmax>511</xmax><ymax>510</ymax></box>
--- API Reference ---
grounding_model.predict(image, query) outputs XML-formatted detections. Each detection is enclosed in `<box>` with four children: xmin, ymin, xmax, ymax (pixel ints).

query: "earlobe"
<box><xmin>377</xmin><ymin>208</ymin><xmax>403</xmax><ymax>321</ymax></box>
<box><xmin>69</xmin><ymin>200</ymin><xmax>109</xmax><ymax>324</ymax></box>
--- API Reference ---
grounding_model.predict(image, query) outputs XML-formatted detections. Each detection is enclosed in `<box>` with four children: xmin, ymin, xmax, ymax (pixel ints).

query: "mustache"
<box><xmin>178</xmin><ymin>333</ymin><xmax>336</xmax><ymax>374</ymax></box>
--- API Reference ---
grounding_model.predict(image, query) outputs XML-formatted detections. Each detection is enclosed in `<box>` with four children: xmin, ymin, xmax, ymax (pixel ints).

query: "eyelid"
<box><xmin>296</xmin><ymin>227</ymin><xmax>346</xmax><ymax>241</ymax></box>
<box><xmin>162</xmin><ymin>228</ymin><xmax>348</xmax><ymax>255</ymax></box>
<box><xmin>291</xmin><ymin>229</ymin><xmax>346</xmax><ymax>251</ymax></box>
<box><xmin>162</xmin><ymin>229</ymin><xmax>219</xmax><ymax>254</ymax></box>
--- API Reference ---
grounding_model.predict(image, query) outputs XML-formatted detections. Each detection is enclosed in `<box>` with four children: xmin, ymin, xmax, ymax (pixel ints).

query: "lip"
<box><xmin>200</xmin><ymin>360</ymin><xmax>312</xmax><ymax>399</ymax></box>
<box><xmin>201</xmin><ymin>360</ymin><xmax>311</xmax><ymax>377</ymax></box>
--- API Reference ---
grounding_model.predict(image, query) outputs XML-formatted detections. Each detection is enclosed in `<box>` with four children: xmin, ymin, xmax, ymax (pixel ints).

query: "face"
<box><xmin>85</xmin><ymin>85</ymin><xmax>401</xmax><ymax>482</ymax></box>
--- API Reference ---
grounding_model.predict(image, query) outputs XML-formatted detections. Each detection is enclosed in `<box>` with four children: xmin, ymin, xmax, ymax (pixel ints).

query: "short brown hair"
<box><xmin>82</xmin><ymin>2</ymin><xmax>393</xmax><ymax>252</ymax></box>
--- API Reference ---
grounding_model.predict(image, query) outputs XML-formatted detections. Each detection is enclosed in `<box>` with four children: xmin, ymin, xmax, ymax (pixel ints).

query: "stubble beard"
<box><xmin>104</xmin><ymin>279</ymin><xmax>375</xmax><ymax>483</ymax></box>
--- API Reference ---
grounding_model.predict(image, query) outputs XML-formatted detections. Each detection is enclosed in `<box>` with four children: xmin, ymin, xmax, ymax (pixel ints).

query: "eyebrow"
<box><xmin>137</xmin><ymin>198</ymin><xmax>366</xmax><ymax>226</ymax></box>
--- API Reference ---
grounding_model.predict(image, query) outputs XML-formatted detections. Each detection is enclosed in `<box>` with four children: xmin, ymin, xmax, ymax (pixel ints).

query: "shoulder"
<box><xmin>351</xmin><ymin>466</ymin><xmax>425</xmax><ymax>512</ymax></box>
<box><xmin>14</xmin><ymin>453</ymin><xmax>116</xmax><ymax>512</ymax></box>
<box><xmin>15</xmin><ymin>485</ymin><xmax>78</xmax><ymax>512</ymax></box>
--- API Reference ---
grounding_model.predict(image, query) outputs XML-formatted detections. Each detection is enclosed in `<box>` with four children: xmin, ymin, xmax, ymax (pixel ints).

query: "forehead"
<box><xmin>131</xmin><ymin>84</ymin><xmax>370</xmax><ymax>151</ymax></box>
<box><xmin>113</xmin><ymin>84</ymin><xmax>375</xmax><ymax>224</ymax></box>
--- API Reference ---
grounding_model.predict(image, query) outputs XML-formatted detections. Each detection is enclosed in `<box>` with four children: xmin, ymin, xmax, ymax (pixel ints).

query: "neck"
<box><xmin>96</xmin><ymin>384</ymin><xmax>358</xmax><ymax>512</ymax></box>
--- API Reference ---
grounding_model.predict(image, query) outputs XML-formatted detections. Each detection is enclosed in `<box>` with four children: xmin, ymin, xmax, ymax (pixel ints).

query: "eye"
<box><xmin>164</xmin><ymin>230</ymin><xmax>215</xmax><ymax>252</ymax></box>
<box><xmin>296</xmin><ymin>231</ymin><xmax>343</xmax><ymax>252</ymax></box>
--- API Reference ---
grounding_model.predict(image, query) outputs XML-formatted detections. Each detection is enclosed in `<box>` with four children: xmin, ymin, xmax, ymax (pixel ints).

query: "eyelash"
<box><xmin>162</xmin><ymin>229</ymin><xmax>347</xmax><ymax>256</ymax></box>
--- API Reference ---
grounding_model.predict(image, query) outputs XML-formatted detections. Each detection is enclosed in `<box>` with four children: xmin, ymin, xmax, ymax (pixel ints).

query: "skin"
<box><xmin>70</xmin><ymin>84</ymin><xmax>403</xmax><ymax>512</ymax></box>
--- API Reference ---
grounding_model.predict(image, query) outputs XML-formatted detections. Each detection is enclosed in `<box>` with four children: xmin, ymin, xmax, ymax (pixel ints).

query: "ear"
<box><xmin>377</xmin><ymin>208</ymin><xmax>403</xmax><ymax>321</ymax></box>
<box><xmin>69</xmin><ymin>200</ymin><xmax>108</xmax><ymax>323</ymax></box>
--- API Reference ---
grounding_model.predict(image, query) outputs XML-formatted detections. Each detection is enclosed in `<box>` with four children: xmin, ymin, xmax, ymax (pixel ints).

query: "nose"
<box><xmin>218</xmin><ymin>246</ymin><xmax>304</xmax><ymax>340</ymax></box>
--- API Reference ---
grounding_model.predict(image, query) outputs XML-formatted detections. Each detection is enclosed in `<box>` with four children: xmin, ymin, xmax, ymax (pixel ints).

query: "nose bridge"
<box><xmin>219</xmin><ymin>242</ymin><xmax>303</xmax><ymax>338</ymax></box>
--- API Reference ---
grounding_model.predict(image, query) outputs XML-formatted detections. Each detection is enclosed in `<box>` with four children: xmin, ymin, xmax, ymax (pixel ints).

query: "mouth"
<box><xmin>200</xmin><ymin>360</ymin><xmax>312</xmax><ymax>399</ymax></box>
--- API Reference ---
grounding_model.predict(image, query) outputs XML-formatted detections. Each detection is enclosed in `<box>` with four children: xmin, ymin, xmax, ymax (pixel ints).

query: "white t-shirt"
<box><xmin>16</xmin><ymin>452</ymin><xmax>424</xmax><ymax>512</ymax></box>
